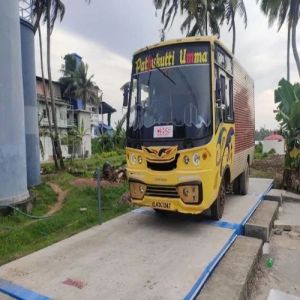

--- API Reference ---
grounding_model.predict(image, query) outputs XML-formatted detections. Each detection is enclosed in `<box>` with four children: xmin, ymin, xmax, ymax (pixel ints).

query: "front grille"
<box><xmin>147</xmin><ymin>154</ymin><xmax>179</xmax><ymax>171</ymax></box>
<box><xmin>145</xmin><ymin>185</ymin><xmax>179</xmax><ymax>198</ymax></box>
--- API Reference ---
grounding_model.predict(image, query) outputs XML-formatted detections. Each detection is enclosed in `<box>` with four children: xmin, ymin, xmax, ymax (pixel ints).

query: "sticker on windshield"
<box><xmin>154</xmin><ymin>126</ymin><xmax>173</xmax><ymax>138</ymax></box>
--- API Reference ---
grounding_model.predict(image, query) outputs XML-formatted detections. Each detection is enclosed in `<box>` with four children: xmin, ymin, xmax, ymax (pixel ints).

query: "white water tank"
<box><xmin>21</xmin><ymin>18</ymin><xmax>41</xmax><ymax>187</ymax></box>
<box><xmin>0</xmin><ymin>0</ymin><xmax>29</xmax><ymax>205</ymax></box>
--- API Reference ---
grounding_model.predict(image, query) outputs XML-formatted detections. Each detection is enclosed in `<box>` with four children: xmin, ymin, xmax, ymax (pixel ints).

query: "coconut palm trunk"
<box><xmin>291</xmin><ymin>16</ymin><xmax>300</xmax><ymax>77</ymax></box>
<box><xmin>38</xmin><ymin>26</ymin><xmax>58</xmax><ymax>169</ymax></box>
<box><xmin>287</xmin><ymin>23</ymin><xmax>291</xmax><ymax>81</ymax></box>
<box><xmin>230</xmin><ymin>4</ymin><xmax>236</xmax><ymax>54</ymax></box>
<box><xmin>46</xmin><ymin>0</ymin><xmax>64</xmax><ymax>169</ymax></box>
<box><xmin>232</xmin><ymin>18</ymin><xmax>236</xmax><ymax>54</ymax></box>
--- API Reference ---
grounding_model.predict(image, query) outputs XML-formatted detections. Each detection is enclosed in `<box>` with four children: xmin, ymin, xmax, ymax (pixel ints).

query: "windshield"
<box><xmin>127</xmin><ymin>64</ymin><xmax>212</xmax><ymax>142</ymax></box>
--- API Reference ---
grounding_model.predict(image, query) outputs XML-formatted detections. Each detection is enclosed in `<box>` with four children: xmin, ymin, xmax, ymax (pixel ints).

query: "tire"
<box><xmin>232</xmin><ymin>175</ymin><xmax>240</xmax><ymax>194</ymax></box>
<box><xmin>211</xmin><ymin>177</ymin><xmax>226</xmax><ymax>220</ymax></box>
<box><xmin>239</xmin><ymin>163</ymin><xmax>250</xmax><ymax>195</ymax></box>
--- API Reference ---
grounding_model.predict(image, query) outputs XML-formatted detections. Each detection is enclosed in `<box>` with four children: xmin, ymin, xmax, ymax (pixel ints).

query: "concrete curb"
<box><xmin>196</xmin><ymin>236</ymin><xmax>263</xmax><ymax>300</ymax></box>
<box><xmin>245</xmin><ymin>201</ymin><xmax>279</xmax><ymax>242</ymax></box>
<box><xmin>265</xmin><ymin>189</ymin><xmax>300</xmax><ymax>204</ymax></box>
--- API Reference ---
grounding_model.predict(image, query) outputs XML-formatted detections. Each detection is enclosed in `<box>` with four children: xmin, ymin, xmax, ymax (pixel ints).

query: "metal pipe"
<box><xmin>96</xmin><ymin>168</ymin><xmax>102</xmax><ymax>224</ymax></box>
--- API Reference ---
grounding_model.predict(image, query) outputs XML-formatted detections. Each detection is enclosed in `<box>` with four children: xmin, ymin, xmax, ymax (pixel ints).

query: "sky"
<box><xmin>35</xmin><ymin>0</ymin><xmax>299</xmax><ymax>130</ymax></box>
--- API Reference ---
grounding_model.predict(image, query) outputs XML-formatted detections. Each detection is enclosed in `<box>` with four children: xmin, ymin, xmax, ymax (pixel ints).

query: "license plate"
<box><xmin>151</xmin><ymin>201</ymin><xmax>171</xmax><ymax>210</ymax></box>
<box><xmin>153</xmin><ymin>125</ymin><xmax>173</xmax><ymax>138</ymax></box>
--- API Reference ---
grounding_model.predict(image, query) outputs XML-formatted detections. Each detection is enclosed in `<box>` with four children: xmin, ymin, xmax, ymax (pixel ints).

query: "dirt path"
<box><xmin>46</xmin><ymin>182</ymin><xmax>68</xmax><ymax>216</ymax></box>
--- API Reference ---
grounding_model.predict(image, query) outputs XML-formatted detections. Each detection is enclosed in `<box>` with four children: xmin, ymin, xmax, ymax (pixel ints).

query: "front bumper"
<box><xmin>128</xmin><ymin>168</ymin><xmax>216</xmax><ymax>214</ymax></box>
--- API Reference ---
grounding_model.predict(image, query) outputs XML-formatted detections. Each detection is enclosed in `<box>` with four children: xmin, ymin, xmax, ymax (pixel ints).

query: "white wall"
<box><xmin>77</xmin><ymin>111</ymin><xmax>91</xmax><ymax>157</ymax></box>
<box><xmin>263</xmin><ymin>140</ymin><xmax>285</xmax><ymax>155</ymax></box>
<box><xmin>38</xmin><ymin>102</ymin><xmax>68</xmax><ymax>128</ymax></box>
<box><xmin>40</xmin><ymin>129</ymin><xmax>68</xmax><ymax>162</ymax></box>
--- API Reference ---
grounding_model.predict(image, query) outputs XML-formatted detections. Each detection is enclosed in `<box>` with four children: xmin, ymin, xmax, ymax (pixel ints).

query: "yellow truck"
<box><xmin>123</xmin><ymin>36</ymin><xmax>254</xmax><ymax>220</ymax></box>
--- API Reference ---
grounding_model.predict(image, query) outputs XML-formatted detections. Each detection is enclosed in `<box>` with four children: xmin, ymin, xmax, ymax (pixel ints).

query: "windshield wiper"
<box><xmin>153</xmin><ymin>62</ymin><xmax>176</xmax><ymax>85</ymax></box>
<box><xmin>145</xmin><ymin>46</ymin><xmax>176</xmax><ymax>86</ymax></box>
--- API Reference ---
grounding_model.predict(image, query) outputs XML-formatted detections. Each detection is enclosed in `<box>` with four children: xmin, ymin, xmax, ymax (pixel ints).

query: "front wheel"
<box><xmin>211</xmin><ymin>178</ymin><xmax>226</xmax><ymax>220</ymax></box>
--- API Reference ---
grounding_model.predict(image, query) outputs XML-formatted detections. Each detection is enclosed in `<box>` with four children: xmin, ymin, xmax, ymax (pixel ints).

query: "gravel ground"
<box><xmin>250</xmin><ymin>201</ymin><xmax>300</xmax><ymax>300</ymax></box>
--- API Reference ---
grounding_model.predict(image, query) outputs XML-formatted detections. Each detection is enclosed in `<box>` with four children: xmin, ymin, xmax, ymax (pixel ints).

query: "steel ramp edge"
<box><xmin>184</xmin><ymin>179</ymin><xmax>273</xmax><ymax>300</ymax></box>
<box><xmin>0</xmin><ymin>278</ymin><xmax>51</xmax><ymax>300</ymax></box>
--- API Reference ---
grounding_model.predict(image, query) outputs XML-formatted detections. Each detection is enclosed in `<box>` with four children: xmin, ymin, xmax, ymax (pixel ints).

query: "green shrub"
<box><xmin>268</xmin><ymin>148</ymin><xmax>276</xmax><ymax>155</ymax></box>
<box><xmin>255</xmin><ymin>142</ymin><xmax>263</xmax><ymax>154</ymax></box>
<box><xmin>41</xmin><ymin>162</ymin><xmax>56</xmax><ymax>174</ymax></box>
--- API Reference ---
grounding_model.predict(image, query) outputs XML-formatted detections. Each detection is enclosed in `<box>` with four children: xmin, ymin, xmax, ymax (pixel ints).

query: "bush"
<box><xmin>41</xmin><ymin>163</ymin><xmax>56</xmax><ymax>174</ymax></box>
<box><xmin>92</xmin><ymin>134</ymin><xmax>114</xmax><ymax>154</ymax></box>
<box><xmin>255</xmin><ymin>142</ymin><xmax>263</xmax><ymax>154</ymax></box>
<box><xmin>268</xmin><ymin>148</ymin><xmax>276</xmax><ymax>155</ymax></box>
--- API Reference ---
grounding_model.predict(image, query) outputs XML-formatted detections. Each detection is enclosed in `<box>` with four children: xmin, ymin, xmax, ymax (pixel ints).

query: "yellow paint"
<box><xmin>126</xmin><ymin>123</ymin><xmax>235</xmax><ymax>215</ymax></box>
<box><xmin>126</xmin><ymin>39</ymin><xmax>236</xmax><ymax>215</ymax></box>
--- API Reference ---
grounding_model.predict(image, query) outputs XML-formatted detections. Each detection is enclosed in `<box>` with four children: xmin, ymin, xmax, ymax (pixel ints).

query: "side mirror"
<box><xmin>123</xmin><ymin>86</ymin><xmax>129</xmax><ymax>107</ymax></box>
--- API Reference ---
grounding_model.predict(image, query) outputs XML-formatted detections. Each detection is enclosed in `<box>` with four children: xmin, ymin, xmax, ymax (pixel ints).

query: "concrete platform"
<box><xmin>274</xmin><ymin>202</ymin><xmax>300</xmax><ymax>232</ymax></box>
<box><xmin>221</xmin><ymin>178</ymin><xmax>273</xmax><ymax>225</ymax></box>
<box><xmin>265</xmin><ymin>189</ymin><xmax>300</xmax><ymax>204</ymax></box>
<box><xmin>0</xmin><ymin>178</ymin><xmax>273</xmax><ymax>300</ymax></box>
<box><xmin>0</xmin><ymin>211</ymin><xmax>235</xmax><ymax>300</ymax></box>
<box><xmin>267</xmin><ymin>289</ymin><xmax>300</xmax><ymax>300</ymax></box>
<box><xmin>197</xmin><ymin>236</ymin><xmax>263</xmax><ymax>300</ymax></box>
<box><xmin>245</xmin><ymin>200</ymin><xmax>279</xmax><ymax>242</ymax></box>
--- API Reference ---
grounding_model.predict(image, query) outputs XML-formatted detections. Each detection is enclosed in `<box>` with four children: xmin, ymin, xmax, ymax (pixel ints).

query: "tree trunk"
<box><xmin>46</xmin><ymin>1</ymin><xmax>65</xmax><ymax>169</ymax></box>
<box><xmin>287</xmin><ymin>22</ymin><xmax>291</xmax><ymax>81</ymax></box>
<box><xmin>231</xmin><ymin>6</ymin><xmax>236</xmax><ymax>55</ymax></box>
<box><xmin>291</xmin><ymin>15</ymin><xmax>300</xmax><ymax>77</ymax></box>
<box><xmin>206</xmin><ymin>12</ymin><xmax>208</xmax><ymax>35</ymax></box>
<box><xmin>38</xmin><ymin>26</ymin><xmax>58</xmax><ymax>169</ymax></box>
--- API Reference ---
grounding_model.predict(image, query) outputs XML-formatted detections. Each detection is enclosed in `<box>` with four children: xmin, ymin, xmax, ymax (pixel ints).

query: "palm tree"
<box><xmin>181</xmin><ymin>1</ymin><xmax>224</xmax><ymax>37</ymax></box>
<box><xmin>33</xmin><ymin>1</ymin><xmax>59</xmax><ymax>168</ymax></box>
<box><xmin>154</xmin><ymin>0</ymin><xmax>222</xmax><ymax>36</ymax></box>
<box><xmin>33</xmin><ymin>0</ymin><xmax>65</xmax><ymax>169</ymax></box>
<box><xmin>222</xmin><ymin>0</ymin><xmax>247</xmax><ymax>54</ymax></box>
<box><xmin>153</xmin><ymin>0</ymin><xmax>247</xmax><ymax>49</ymax></box>
<box><xmin>37</xmin><ymin>25</ymin><xmax>58</xmax><ymax>168</ymax></box>
<box><xmin>290</xmin><ymin>0</ymin><xmax>300</xmax><ymax>77</ymax></box>
<box><xmin>258</xmin><ymin>0</ymin><xmax>300</xmax><ymax>79</ymax></box>
<box><xmin>63</xmin><ymin>62</ymin><xmax>99</xmax><ymax>109</ymax></box>
<box><xmin>45</xmin><ymin>0</ymin><xmax>65</xmax><ymax>169</ymax></box>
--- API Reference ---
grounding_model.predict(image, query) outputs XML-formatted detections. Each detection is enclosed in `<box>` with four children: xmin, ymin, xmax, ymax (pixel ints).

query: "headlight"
<box><xmin>177</xmin><ymin>185</ymin><xmax>199</xmax><ymax>204</ymax></box>
<box><xmin>138</xmin><ymin>156</ymin><xmax>143</xmax><ymax>164</ymax></box>
<box><xmin>130</xmin><ymin>153</ymin><xmax>137</xmax><ymax>164</ymax></box>
<box><xmin>192</xmin><ymin>153</ymin><xmax>200</xmax><ymax>166</ymax></box>
<box><xmin>129</xmin><ymin>182</ymin><xmax>146</xmax><ymax>200</ymax></box>
<box><xmin>183</xmin><ymin>155</ymin><xmax>190</xmax><ymax>165</ymax></box>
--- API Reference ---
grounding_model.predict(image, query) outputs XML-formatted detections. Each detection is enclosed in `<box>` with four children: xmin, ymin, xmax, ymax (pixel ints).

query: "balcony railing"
<box><xmin>19</xmin><ymin>0</ymin><xmax>33</xmax><ymax>24</ymax></box>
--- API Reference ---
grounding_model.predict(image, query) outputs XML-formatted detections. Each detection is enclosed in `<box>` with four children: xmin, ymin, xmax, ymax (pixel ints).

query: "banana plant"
<box><xmin>275</xmin><ymin>78</ymin><xmax>300</xmax><ymax>169</ymax></box>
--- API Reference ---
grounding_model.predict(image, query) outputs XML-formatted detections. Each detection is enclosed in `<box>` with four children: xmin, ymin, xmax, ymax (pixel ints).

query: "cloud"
<box><xmin>35</xmin><ymin>0</ymin><xmax>299</xmax><ymax>130</ymax></box>
<box><xmin>35</xmin><ymin>27</ymin><xmax>132</xmax><ymax>125</ymax></box>
<box><xmin>255</xmin><ymin>89</ymin><xmax>279</xmax><ymax>130</ymax></box>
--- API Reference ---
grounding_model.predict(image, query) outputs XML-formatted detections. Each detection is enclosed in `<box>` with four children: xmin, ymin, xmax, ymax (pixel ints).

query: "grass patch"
<box><xmin>0</xmin><ymin>171</ymin><xmax>130</xmax><ymax>266</ymax></box>
<box><xmin>41</xmin><ymin>151</ymin><xmax>126</xmax><ymax>178</ymax></box>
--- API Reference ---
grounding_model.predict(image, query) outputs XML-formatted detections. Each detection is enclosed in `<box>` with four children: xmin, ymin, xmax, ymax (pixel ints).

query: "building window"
<box><xmin>60</xmin><ymin>111</ymin><xmax>66</xmax><ymax>121</ymax></box>
<box><xmin>43</xmin><ymin>109</ymin><xmax>47</xmax><ymax>119</ymax></box>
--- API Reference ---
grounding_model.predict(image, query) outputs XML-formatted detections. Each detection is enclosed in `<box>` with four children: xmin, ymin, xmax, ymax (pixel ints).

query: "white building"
<box><xmin>36</xmin><ymin>76</ymin><xmax>92</xmax><ymax>161</ymax></box>
<box><xmin>262</xmin><ymin>133</ymin><xmax>285</xmax><ymax>155</ymax></box>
